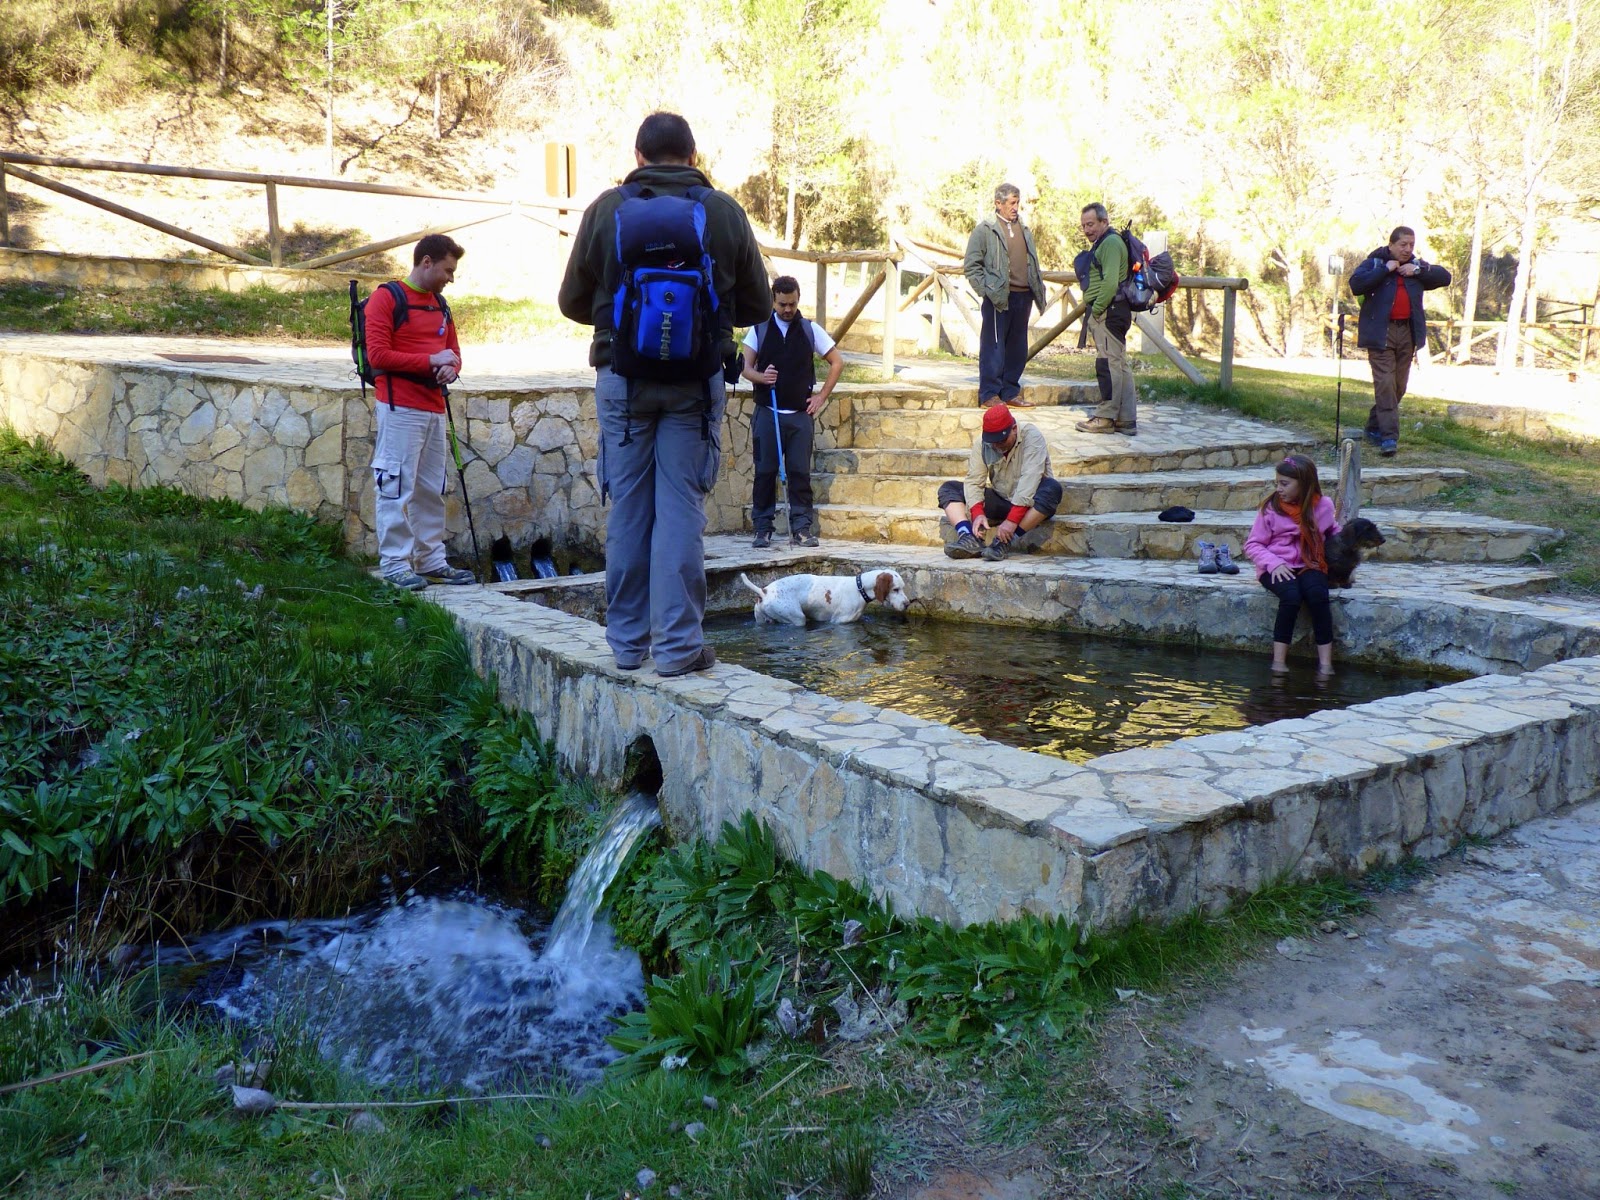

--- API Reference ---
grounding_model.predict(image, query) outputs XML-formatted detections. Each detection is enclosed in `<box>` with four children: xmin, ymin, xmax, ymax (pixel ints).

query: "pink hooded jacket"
<box><xmin>1242</xmin><ymin>496</ymin><xmax>1341</xmax><ymax>575</ymax></box>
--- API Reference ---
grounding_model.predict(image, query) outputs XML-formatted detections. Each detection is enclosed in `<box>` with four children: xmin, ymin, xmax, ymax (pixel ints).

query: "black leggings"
<box><xmin>1260</xmin><ymin>568</ymin><xmax>1333</xmax><ymax>646</ymax></box>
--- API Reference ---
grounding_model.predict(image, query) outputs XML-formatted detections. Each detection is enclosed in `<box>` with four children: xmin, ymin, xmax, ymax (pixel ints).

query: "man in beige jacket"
<box><xmin>936</xmin><ymin>403</ymin><xmax>1063</xmax><ymax>562</ymax></box>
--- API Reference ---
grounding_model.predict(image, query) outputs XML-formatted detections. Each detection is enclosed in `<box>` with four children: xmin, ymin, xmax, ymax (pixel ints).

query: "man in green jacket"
<box><xmin>1075</xmin><ymin>202</ymin><xmax>1138</xmax><ymax>436</ymax></box>
<box><xmin>963</xmin><ymin>183</ymin><xmax>1047</xmax><ymax>409</ymax></box>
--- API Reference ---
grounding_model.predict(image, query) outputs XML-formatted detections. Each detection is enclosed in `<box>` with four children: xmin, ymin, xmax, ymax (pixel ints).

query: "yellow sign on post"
<box><xmin>544</xmin><ymin>143</ymin><xmax>577</xmax><ymax>199</ymax></box>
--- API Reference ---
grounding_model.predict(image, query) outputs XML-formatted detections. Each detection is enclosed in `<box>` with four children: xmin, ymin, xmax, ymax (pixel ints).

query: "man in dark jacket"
<box><xmin>1348</xmin><ymin>226</ymin><xmax>1451</xmax><ymax>456</ymax></box>
<box><xmin>558</xmin><ymin>112</ymin><xmax>771</xmax><ymax>677</ymax></box>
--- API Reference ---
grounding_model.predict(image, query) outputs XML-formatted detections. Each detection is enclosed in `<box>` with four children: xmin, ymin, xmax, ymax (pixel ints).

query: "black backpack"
<box><xmin>1116</xmin><ymin>227</ymin><xmax>1179</xmax><ymax>312</ymax></box>
<box><xmin>350</xmin><ymin>280</ymin><xmax>452</xmax><ymax>401</ymax></box>
<box><xmin>609</xmin><ymin>183</ymin><xmax>722</xmax><ymax>383</ymax></box>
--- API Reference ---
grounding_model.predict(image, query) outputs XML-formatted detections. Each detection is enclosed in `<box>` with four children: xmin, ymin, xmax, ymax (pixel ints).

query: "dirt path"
<box><xmin>894</xmin><ymin>797</ymin><xmax>1600</xmax><ymax>1200</ymax></box>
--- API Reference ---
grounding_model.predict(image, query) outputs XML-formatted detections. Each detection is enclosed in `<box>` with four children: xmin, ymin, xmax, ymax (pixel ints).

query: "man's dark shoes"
<box><xmin>1115</xmin><ymin>422</ymin><xmax>1137</xmax><ymax>436</ymax></box>
<box><xmin>1380</xmin><ymin>438</ymin><xmax>1398</xmax><ymax>457</ymax></box>
<box><xmin>981</xmin><ymin>539</ymin><xmax>1011</xmax><ymax>562</ymax></box>
<box><xmin>792</xmin><ymin>531</ymin><xmax>820</xmax><ymax>548</ymax></box>
<box><xmin>752</xmin><ymin>530</ymin><xmax>773</xmax><ymax>549</ymax></box>
<box><xmin>658</xmin><ymin>647</ymin><xmax>717</xmax><ymax>677</ymax></box>
<box><xmin>945</xmin><ymin>530</ymin><xmax>984</xmax><ymax>559</ymax></box>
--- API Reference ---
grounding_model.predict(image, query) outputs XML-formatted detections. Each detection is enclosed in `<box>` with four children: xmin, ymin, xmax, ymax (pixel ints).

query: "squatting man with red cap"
<box><xmin>937</xmin><ymin>403</ymin><xmax>1064</xmax><ymax>562</ymax></box>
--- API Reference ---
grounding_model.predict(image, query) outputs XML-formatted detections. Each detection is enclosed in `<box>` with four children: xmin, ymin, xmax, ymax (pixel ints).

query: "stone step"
<box><xmin>845</xmin><ymin>403</ymin><xmax>1302</xmax><ymax>475</ymax></box>
<box><xmin>813</xmin><ymin>447</ymin><xmax>971</xmax><ymax>476</ymax></box>
<box><xmin>809</xmin><ymin>465</ymin><xmax>1468</xmax><ymax>513</ymax></box>
<box><xmin>804</xmin><ymin>504</ymin><xmax>1562</xmax><ymax>565</ymax></box>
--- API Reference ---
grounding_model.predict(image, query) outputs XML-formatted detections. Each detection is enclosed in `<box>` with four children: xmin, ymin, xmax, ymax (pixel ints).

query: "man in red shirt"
<box><xmin>365</xmin><ymin>234</ymin><xmax>475</xmax><ymax>589</ymax></box>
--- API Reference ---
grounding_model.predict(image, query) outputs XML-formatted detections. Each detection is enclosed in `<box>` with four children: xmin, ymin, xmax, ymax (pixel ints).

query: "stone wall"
<box><xmin>0</xmin><ymin>346</ymin><xmax>941</xmax><ymax>560</ymax></box>
<box><xmin>0</xmin><ymin>247</ymin><xmax>385</xmax><ymax>294</ymax></box>
<box><xmin>0</xmin><ymin>355</ymin><xmax>348</xmax><ymax>522</ymax></box>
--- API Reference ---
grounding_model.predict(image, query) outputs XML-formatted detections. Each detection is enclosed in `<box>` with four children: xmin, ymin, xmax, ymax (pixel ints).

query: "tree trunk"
<box><xmin>1456</xmin><ymin>187</ymin><xmax>1485</xmax><ymax>363</ymax></box>
<box><xmin>325</xmin><ymin>0</ymin><xmax>335</xmax><ymax>176</ymax></box>
<box><xmin>1522</xmin><ymin>274</ymin><xmax>1539</xmax><ymax>368</ymax></box>
<box><xmin>433</xmin><ymin>72</ymin><xmax>442</xmax><ymax>140</ymax></box>
<box><xmin>784</xmin><ymin>177</ymin><xmax>797</xmax><ymax>248</ymax></box>
<box><xmin>1282</xmin><ymin>258</ymin><xmax>1305</xmax><ymax>358</ymax></box>
<box><xmin>1498</xmin><ymin>187</ymin><xmax>1538</xmax><ymax>371</ymax></box>
<box><xmin>219</xmin><ymin>9</ymin><xmax>227</xmax><ymax>88</ymax></box>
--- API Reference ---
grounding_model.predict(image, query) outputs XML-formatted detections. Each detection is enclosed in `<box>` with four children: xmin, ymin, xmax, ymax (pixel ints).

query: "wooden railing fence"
<box><xmin>0</xmin><ymin>152</ymin><xmax>1255</xmax><ymax>386</ymax></box>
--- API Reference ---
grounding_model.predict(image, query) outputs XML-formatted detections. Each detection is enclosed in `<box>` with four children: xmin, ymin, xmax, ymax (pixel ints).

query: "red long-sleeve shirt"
<box><xmin>365</xmin><ymin>281</ymin><xmax>461</xmax><ymax>413</ymax></box>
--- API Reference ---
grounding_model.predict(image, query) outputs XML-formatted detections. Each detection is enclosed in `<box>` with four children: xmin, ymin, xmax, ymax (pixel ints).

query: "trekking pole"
<box><xmin>442</xmin><ymin>388</ymin><xmax>483</xmax><ymax>579</ymax></box>
<box><xmin>1334</xmin><ymin>311</ymin><xmax>1346</xmax><ymax>447</ymax></box>
<box><xmin>769</xmin><ymin>386</ymin><xmax>790</xmax><ymax>541</ymax></box>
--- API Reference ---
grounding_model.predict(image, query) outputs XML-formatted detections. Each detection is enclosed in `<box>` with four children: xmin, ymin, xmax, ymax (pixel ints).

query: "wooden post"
<box><xmin>0</xmin><ymin>165</ymin><xmax>9</xmax><ymax>247</ymax></box>
<box><xmin>265</xmin><ymin>181</ymin><xmax>282</xmax><ymax>267</ymax></box>
<box><xmin>882</xmin><ymin>255</ymin><xmax>899</xmax><ymax>379</ymax></box>
<box><xmin>932</xmin><ymin>268</ymin><xmax>944</xmax><ymax>353</ymax></box>
<box><xmin>1334</xmin><ymin>437</ymin><xmax>1362</xmax><ymax>524</ymax></box>
<box><xmin>814</xmin><ymin>259</ymin><xmax>827</xmax><ymax>327</ymax></box>
<box><xmin>828</xmin><ymin>267</ymin><xmax>885</xmax><ymax>343</ymax></box>
<box><xmin>1220</xmin><ymin>287</ymin><xmax>1237</xmax><ymax>390</ymax></box>
<box><xmin>1027</xmin><ymin>299</ymin><xmax>1088</xmax><ymax>360</ymax></box>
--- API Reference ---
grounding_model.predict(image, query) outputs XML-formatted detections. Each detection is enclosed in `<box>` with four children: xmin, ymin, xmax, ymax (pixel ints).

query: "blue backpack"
<box><xmin>610</xmin><ymin>183</ymin><xmax>722</xmax><ymax>382</ymax></box>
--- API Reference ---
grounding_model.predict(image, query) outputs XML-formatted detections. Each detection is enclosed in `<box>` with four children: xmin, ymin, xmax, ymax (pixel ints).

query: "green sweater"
<box><xmin>1084</xmin><ymin>230</ymin><xmax>1128</xmax><ymax>315</ymax></box>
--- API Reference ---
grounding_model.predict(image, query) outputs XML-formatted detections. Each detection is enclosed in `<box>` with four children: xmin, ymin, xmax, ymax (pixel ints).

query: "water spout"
<box><xmin>546</xmin><ymin>791</ymin><xmax>661</xmax><ymax>960</ymax></box>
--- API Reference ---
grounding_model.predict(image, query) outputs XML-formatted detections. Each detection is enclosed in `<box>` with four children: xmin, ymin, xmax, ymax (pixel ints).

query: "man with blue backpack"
<box><xmin>558</xmin><ymin>112</ymin><xmax>770</xmax><ymax>677</ymax></box>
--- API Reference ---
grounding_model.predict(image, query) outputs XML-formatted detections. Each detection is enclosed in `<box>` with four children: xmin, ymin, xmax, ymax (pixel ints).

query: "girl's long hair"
<box><xmin>1262</xmin><ymin>453</ymin><xmax>1325</xmax><ymax>547</ymax></box>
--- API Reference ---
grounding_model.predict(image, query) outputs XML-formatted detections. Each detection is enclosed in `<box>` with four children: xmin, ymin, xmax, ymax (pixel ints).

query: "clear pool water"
<box><xmin>704</xmin><ymin>614</ymin><xmax>1450</xmax><ymax>764</ymax></box>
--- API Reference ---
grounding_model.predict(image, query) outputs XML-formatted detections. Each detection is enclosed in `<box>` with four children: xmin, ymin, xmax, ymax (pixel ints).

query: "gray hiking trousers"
<box><xmin>595</xmin><ymin>365</ymin><xmax>725</xmax><ymax>673</ymax></box>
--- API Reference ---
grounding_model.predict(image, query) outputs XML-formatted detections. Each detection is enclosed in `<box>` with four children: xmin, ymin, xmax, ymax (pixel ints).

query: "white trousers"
<box><xmin>372</xmin><ymin>402</ymin><xmax>449</xmax><ymax>576</ymax></box>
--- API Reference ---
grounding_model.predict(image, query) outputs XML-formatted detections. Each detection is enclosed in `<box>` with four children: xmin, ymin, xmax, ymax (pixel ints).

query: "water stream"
<box><xmin>149</xmin><ymin>793</ymin><xmax>662</xmax><ymax>1090</ymax></box>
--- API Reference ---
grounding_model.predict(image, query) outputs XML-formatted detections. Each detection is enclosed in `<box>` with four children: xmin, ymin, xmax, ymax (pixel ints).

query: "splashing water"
<box><xmin>149</xmin><ymin>793</ymin><xmax>662</xmax><ymax>1090</ymax></box>
<box><xmin>546</xmin><ymin>791</ymin><xmax>661</xmax><ymax>960</ymax></box>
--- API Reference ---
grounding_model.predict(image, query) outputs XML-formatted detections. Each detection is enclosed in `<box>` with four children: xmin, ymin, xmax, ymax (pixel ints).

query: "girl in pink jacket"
<box><xmin>1242</xmin><ymin>454</ymin><xmax>1342</xmax><ymax>676</ymax></box>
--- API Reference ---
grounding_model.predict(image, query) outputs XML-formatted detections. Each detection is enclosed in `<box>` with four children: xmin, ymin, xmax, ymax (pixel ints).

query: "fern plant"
<box><xmin>607</xmin><ymin>940</ymin><xmax>781</xmax><ymax>1078</ymax></box>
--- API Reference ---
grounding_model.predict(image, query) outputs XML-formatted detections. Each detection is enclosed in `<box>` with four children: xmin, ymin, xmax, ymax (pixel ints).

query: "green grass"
<box><xmin>0</xmin><ymin>427</ymin><xmax>601</xmax><ymax>944</ymax></box>
<box><xmin>0</xmin><ymin>282</ymin><xmax>574</xmax><ymax>344</ymax></box>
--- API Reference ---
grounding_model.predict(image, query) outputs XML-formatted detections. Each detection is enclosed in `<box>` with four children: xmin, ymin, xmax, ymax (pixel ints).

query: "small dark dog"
<box><xmin>1325</xmin><ymin>517</ymin><xmax>1386</xmax><ymax>588</ymax></box>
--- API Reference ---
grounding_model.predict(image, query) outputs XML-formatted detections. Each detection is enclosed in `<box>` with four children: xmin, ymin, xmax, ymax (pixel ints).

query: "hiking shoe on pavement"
<box><xmin>752</xmin><ymin>530</ymin><xmax>773</xmax><ymax>549</ymax></box>
<box><xmin>658</xmin><ymin>647</ymin><xmax>717</xmax><ymax>678</ymax></box>
<box><xmin>1008</xmin><ymin>396</ymin><xmax>1037</xmax><ymax>408</ymax></box>
<box><xmin>1215</xmin><ymin>543</ymin><xmax>1241</xmax><ymax>575</ymax></box>
<box><xmin>420</xmin><ymin>565</ymin><xmax>477</xmax><ymax>585</ymax></box>
<box><xmin>383</xmin><ymin>568</ymin><xmax>430</xmax><ymax>591</ymax></box>
<box><xmin>1380</xmin><ymin>438</ymin><xmax>1398</xmax><ymax>457</ymax></box>
<box><xmin>1196</xmin><ymin>540</ymin><xmax>1219</xmax><ymax>574</ymax></box>
<box><xmin>792</xmin><ymin>532</ymin><xmax>820</xmax><ymax>548</ymax></box>
<box><xmin>1075</xmin><ymin>416</ymin><xmax>1118</xmax><ymax>434</ymax></box>
<box><xmin>1115</xmin><ymin>422</ymin><xmax>1138</xmax><ymax>436</ymax></box>
<box><xmin>981</xmin><ymin>539</ymin><xmax>1012</xmax><ymax>562</ymax></box>
<box><xmin>945</xmin><ymin>530</ymin><xmax>984</xmax><ymax>559</ymax></box>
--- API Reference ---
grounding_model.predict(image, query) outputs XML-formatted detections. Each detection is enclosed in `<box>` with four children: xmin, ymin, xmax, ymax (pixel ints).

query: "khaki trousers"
<box><xmin>372</xmin><ymin>402</ymin><xmax>449</xmax><ymax>577</ymax></box>
<box><xmin>1088</xmin><ymin>310</ymin><xmax>1138</xmax><ymax>426</ymax></box>
<box><xmin>1366</xmin><ymin>320</ymin><xmax>1414</xmax><ymax>440</ymax></box>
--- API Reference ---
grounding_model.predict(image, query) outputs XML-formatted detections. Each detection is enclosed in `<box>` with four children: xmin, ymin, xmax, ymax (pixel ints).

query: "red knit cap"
<box><xmin>981</xmin><ymin>403</ymin><xmax>1016</xmax><ymax>443</ymax></box>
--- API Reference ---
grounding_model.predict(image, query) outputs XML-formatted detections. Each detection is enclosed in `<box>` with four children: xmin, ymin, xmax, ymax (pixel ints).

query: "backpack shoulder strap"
<box><xmin>618</xmin><ymin>182</ymin><xmax>646</xmax><ymax>200</ymax></box>
<box><xmin>382</xmin><ymin>280</ymin><xmax>410</xmax><ymax>330</ymax></box>
<box><xmin>435</xmin><ymin>293</ymin><xmax>452</xmax><ymax>327</ymax></box>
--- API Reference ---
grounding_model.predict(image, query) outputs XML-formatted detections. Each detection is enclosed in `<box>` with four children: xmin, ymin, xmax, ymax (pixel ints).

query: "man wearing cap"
<box><xmin>936</xmin><ymin>403</ymin><xmax>1063</xmax><ymax>562</ymax></box>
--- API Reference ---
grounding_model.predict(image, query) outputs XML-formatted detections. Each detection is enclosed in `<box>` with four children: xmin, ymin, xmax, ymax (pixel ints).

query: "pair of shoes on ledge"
<box><xmin>1196</xmin><ymin>540</ymin><xmax>1240</xmax><ymax>575</ymax></box>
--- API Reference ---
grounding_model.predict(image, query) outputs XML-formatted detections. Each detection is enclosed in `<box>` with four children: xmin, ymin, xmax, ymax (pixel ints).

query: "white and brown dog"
<box><xmin>738</xmin><ymin>568</ymin><xmax>910</xmax><ymax>627</ymax></box>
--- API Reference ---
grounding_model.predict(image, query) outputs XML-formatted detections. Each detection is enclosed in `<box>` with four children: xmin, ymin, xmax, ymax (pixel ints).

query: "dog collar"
<box><xmin>855</xmin><ymin>573</ymin><xmax>873</xmax><ymax>603</ymax></box>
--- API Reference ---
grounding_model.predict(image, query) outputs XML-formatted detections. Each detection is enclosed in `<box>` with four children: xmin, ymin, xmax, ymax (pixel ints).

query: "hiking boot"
<box><xmin>1196</xmin><ymin>539</ymin><xmax>1219</xmax><ymax>574</ymax></box>
<box><xmin>945</xmin><ymin>530</ymin><xmax>984</xmax><ymax>559</ymax></box>
<box><xmin>792</xmin><ymin>532</ymin><xmax>820</xmax><ymax>548</ymax></box>
<box><xmin>981</xmin><ymin>538</ymin><xmax>1012</xmax><ymax>562</ymax></box>
<box><xmin>420</xmin><ymin>564</ymin><xmax>477</xmax><ymax>585</ymax></box>
<box><xmin>383</xmin><ymin>568</ymin><xmax>430</xmax><ymax>592</ymax></box>
<box><xmin>1214</xmin><ymin>543</ymin><xmax>1240</xmax><ymax>575</ymax></box>
<box><xmin>658</xmin><ymin>646</ymin><xmax>717</xmax><ymax>678</ymax></box>
<box><xmin>1075</xmin><ymin>416</ymin><xmax>1118</xmax><ymax>434</ymax></box>
<box><xmin>1379</xmin><ymin>438</ymin><xmax>1398</xmax><ymax>457</ymax></box>
<box><xmin>1364</xmin><ymin>429</ymin><xmax>1384</xmax><ymax>447</ymax></box>
<box><xmin>752</xmin><ymin>530</ymin><xmax>773</xmax><ymax>549</ymax></box>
